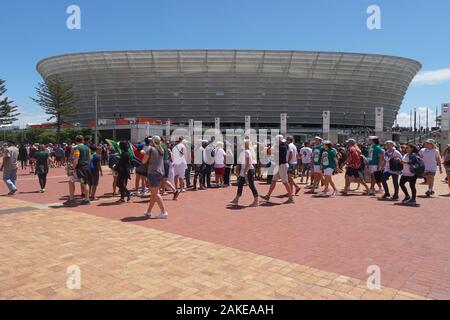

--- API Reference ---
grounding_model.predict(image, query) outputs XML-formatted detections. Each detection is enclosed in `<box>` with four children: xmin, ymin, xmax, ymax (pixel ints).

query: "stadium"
<box><xmin>36</xmin><ymin>49</ymin><xmax>421</xmax><ymax>133</ymax></box>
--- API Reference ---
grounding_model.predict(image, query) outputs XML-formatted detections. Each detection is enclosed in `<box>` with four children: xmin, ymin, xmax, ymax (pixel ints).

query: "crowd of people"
<box><xmin>1</xmin><ymin>134</ymin><xmax>450</xmax><ymax>217</ymax></box>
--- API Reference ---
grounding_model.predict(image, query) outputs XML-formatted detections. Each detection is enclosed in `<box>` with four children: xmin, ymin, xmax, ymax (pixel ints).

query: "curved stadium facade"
<box><xmin>36</xmin><ymin>50</ymin><xmax>421</xmax><ymax>130</ymax></box>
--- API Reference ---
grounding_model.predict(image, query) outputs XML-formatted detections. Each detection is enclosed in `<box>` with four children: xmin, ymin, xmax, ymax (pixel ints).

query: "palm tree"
<box><xmin>31</xmin><ymin>75</ymin><xmax>79</xmax><ymax>144</ymax></box>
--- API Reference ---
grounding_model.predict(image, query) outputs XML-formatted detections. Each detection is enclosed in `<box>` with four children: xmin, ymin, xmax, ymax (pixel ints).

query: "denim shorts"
<box><xmin>147</xmin><ymin>172</ymin><xmax>163</xmax><ymax>188</ymax></box>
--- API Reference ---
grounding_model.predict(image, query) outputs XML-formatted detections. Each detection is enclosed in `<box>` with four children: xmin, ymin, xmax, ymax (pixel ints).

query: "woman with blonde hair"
<box><xmin>229</xmin><ymin>139</ymin><xmax>259</xmax><ymax>207</ymax></box>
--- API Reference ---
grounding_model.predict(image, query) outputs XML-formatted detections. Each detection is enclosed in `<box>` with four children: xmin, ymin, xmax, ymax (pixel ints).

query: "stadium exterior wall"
<box><xmin>36</xmin><ymin>50</ymin><xmax>421</xmax><ymax>130</ymax></box>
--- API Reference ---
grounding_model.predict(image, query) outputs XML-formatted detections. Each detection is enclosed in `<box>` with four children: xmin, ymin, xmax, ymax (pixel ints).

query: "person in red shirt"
<box><xmin>342</xmin><ymin>139</ymin><xmax>369</xmax><ymax>195</ymax></box>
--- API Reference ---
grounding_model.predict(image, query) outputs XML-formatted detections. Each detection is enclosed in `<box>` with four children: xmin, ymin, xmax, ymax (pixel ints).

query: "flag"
<box><xmin>106</xmin><ymin>139</ymin><xmax>121</xmax><ymax>156</ymax></box>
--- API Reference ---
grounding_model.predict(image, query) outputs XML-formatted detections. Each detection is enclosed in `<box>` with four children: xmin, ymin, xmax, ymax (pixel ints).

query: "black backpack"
<box><xmin>410</xmin><ymin>154</ymin><xmax>425</xmax><ymax>177</ymax></box>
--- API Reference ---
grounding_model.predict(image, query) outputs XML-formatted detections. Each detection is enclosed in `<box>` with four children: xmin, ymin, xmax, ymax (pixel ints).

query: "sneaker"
<box><xmin>156</xmin><ymin>212</ymin><xmax>168</xmax><ymax>219</ymax></box>
<box><xmin>317</xmin><ymin>192</ymin><xmax>329</xmax><ymax>197</ymax></box>
<box><xmin>80</xmin><ymin>199</ymin><xmax>90</xmax><ymax>205</ymax></box>
<box><xmin>40</xmin><ymin>189</ymin><xmax>45</xmax><ymax>193</ymax></box>
<box><xmin>407</xmin><ymin>199</ymin><xmax>417</xmax><ymax>205</ymax></box>
<box><xmin>381</xmin><ymin>194</ymin><xmax>390</xmax><ymax>199</ymax></box>
<box><xmin>425</xmin><ymin>190</ymin><xmax>432</xmax><ymax>197</ymax></box>
<box><xmin>117</xmin><ymin>198</ymin><xmax>125</xmax><ymax>203</ymax></box>
<box><xmin>144</xmin><ymin>212</ymin><xmax>151</xmax><ymax>219</ymax></box>
<box><xmin>284</xmin><ymin>197</ymin><xmax>295</xmax><ymax>204</ymax></box>
<box><xmin>249</xmin><ymin>202</ymin><xmax>259</xmax><ymax>208</ymax></box>
<box><xmin>8</xmin><ymin>189</ymin><xmax>17</xmax><ymax>196</ymax></box>
<box><xmin>402</xmin><ymin>196</ymin><xmax>411</xmax><ymax>204</ymax></box>
<box><xmin>173</xmin><ymin>190</ymin><xmax>180</xmax><ymax>200</ymax></box>
<box><xmin>390</xmin><ymin>196</ymin><xmax>399</xmax><ymax>201</ymax></box>
<box><xmin>63</xmin><ymin>199</ymin><xmax>76</xmax><ymax>206</ymax></box>
<box><xmin>295</xmin><ymin>187</ymin><xmax>301</xmax><ymax>195</ymax></box>
<box><xmin>368</xmin><ymin>190</ymin><xmax>375</xmax><ymax>196</ymax></box>
<box><xmin>260</xmin><ymin>195</ymin><xmax>270</xmax><ymax>201</ymax></box>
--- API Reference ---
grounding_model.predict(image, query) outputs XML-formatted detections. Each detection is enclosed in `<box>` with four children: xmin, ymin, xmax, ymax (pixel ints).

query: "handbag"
<box><xmin>389</xmin><ymin>158</ymin><xmax>403</xmax><ymax>172</ymax></box>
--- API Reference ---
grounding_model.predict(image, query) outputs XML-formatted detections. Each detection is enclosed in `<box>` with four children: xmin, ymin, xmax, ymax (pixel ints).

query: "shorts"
<box><xmin>163</xmin><ymin>160</ymin><xmax>171</xmax><ymax>178</ymax></box>
<box><xmin>173</xmin><ymin>164</ymin><xmax>187</xmax><ymax>177</ymax></box>
<box><xmin>323</xmin><ymin>168</ymin><xmax>334</xmax><ymax>176</ymax></box>
<box><xmin>273</xmin><ymin>163</ymin><xmax>289</xmax><ymax>183</ymax></box>
<box><xmin>288</xmin><ymin>164</ymin><xmax>297</xmax><ymax>174</ymax></box>
<box><xmin>88</xmin><ymin>170</ymin><xmax>100</xmax><ymax>186</ymax></box>
<box><xmin>369</xmin><ymin>165</ymin><xmax>379</xmax><ymax>174</ymax></box>
<box><xmin>75</xmin><ymin>166</ymin><xmax>91</xmax><ymax>185</ymax></box>
<box><xmin>346</xmin><ymin>167</ymin><xmax>363</xmax><ymax>179</ymax></box>
<box><xmin>69</xmin><ymin>171</ymin><xmax>80</xmax><ymax>183</ymax></box>
<box><xmin>424</xmin><ymin>171</ymin><xmax>436</xmax><ymax>176</ymax></box>
<box><xmin>147</xmin><ymin>172</ymin><xmax>163</xmax><ymax>188</ymax></box>
<box><xmin>214</xmin><ymin>167</ymin><xmax>225</xmax><ymax>176</ymax></box>
<box><xmin>313</xmin><ymin>165</ymin><xmax>322</xmax><ymax>174</ymax></box>
<box><xmin>302</xmin><ymin>163</ymin><xmax>312</xmax><ymax>171</ymax></box>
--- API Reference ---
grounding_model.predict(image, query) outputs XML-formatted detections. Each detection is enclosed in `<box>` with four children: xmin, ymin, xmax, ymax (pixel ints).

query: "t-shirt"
<box><xmin>300</xmin><ymin>147</ymin><xmax>312</xmax><ymax>164</ymax></box>
<box><xmin>90</xmin><ymin>153</ymin><xmax>100</xmax><ymax>172</ymax></box>
<box><xmin>172</xmin><ymin>144</ymin><xmax>187</xmax><ymax>166</ymax></box>
<box><xmin>146</xmin><ymin>146</ymin><xmax>164</xmax><ymax>175</ymax></box>
<box><xmin>368</xmin><ymin>145</ymin><xmax>383</xmax><ymax>166</ymax></box>
<box><xmin>383</xmin><ymin>149</ymin><xmax>403</xmax><ymax>173</ymax></box>
<box><xmin>73</xmin><ymin>144</ymin><xmax>90</xmax><ymax>168</ymax></box>
<box><xmin>33</xmin><ymin>151</ymin><xmax>49</xmax><ymax>167</ymax></box>
<box><xmin>194</xmin><ymin>146</ymin><xmax>205</xmax><ymax>165</ymax></box>
<box><xmin>278</xmin><ymin>143</ymin><xmax>289</xmax><ymax>165</ymax></box>
<box><xmin>419</xmin><ymin>148</ymin><xmax>440</xmax><ymax>172</ymax></box>
<box><xmin>214</xmin><ymin>148</ymin><xmax>226</xmax><ymax>168</ymax></box>
<box><xmin>312</xmin><ymin>145</ymin><xmax>323</xmax><ymax>166</ymax></box>
<box><xmin>288</xmin><ymin>143</ymin><xmax>298</xmax><ymax>165</ymax></box>
<box><xmin>161</xmin><ymin>143</ymin><xmax>170</xmax><ymax>161</ymax></box>
<box><xmin>2</xmin><ymin>146</ymin><xmax>19</xmax><ymax>172</ymax></box>
<box><xmin>322</xmin><ymin>148</ymin><xmax>337</xmax><ymax>170</ymax></box>
<box><xmin>401</xmin><ymin>154</ymin><xmax>415</xmax><ymax>177</ymax></box>
<box><xmin>239</xmin><ymin>149</ymin><xmax>255</xmax><ymax>177</ymax></box>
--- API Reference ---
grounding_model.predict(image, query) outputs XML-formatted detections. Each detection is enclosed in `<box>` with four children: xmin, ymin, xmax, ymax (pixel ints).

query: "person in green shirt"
<box><xmin>306</xmin><ymin>136</ymin><xmax>325</xmax><ymax>194</ymax></box>
<box><xmin>32</xmin><ymin>144</ymin><xmax>50</xmax><ymax>192</ymax></box>
<box><xmin>368</xmin><ymin>136</ymin><xmax>384</xmax><ymax>195</ymax></box>
<box><xmin>318</xmin><ymin>140</ymin><xmax>341</xmax><ymax>197</ymax></box>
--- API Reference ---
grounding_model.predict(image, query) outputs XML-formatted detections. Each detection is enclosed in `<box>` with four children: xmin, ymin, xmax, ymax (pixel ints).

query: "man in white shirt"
<box><xmin>419</xmin><ymin>139</ymin><xmax>443</xmax><ymax>197</ymax></box>
<box><xmin>192</xmin><ymin>140</ymin><xmax>206</xmax><ymax>190</ymax></box>
<box><xmin>299</xmin><ymin>142</ymin><xmax>313</xmax><ymax>184</ymax></box>
<box><xmin>286</xmin><ymin>136</ymin><xmax>301</xmax><ymax>195</ymax></box>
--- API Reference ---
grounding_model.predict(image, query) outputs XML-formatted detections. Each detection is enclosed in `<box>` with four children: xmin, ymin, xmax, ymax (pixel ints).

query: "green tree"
<box><xmin>31</xmin><ymin>75</ymin><xmax>79</xmax><ymax>145</ymax></box>
<box><xmin>0</xmin><ymin>79</ymin><xmax>21</xmax><ymax>125</ymax></box>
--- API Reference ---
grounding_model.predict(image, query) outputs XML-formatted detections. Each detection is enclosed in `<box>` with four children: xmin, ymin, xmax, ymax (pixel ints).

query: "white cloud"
<box><xmin>396</xmin><ymin>107</ymin><xmax>437</xmax><ymax>128</ymax></box>
<box><xmin>412</xmin><ymin>68</ymin><xmax>450</xmax><ymax>85</ymax></box>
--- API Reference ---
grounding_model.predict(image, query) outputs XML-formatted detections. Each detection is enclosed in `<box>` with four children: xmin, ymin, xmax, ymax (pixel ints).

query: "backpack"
<box><xmin>411</xmin><ymin>154</ymin><xmax>425</xmax><ymax>177</ymax></box>
<box><xmin>360</xmin><ymin>155</ymin><xmax>368</xmax><ymax>170</ymax></box>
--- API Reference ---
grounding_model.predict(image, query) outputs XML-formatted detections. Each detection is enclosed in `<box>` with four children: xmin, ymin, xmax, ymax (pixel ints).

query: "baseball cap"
<box><xmin>346</xmin><ymin>139</ymin><xmax>356</xmax><ymax>145</ymax></box>
<box><xmin>151</xmin><ymin>135</ymin><xmax>161</xmax><ymax>144</ymax></box>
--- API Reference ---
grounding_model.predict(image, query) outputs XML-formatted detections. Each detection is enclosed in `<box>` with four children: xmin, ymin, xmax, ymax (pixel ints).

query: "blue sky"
<box><xmin>1</xmin><ymin>0</ymin><xmax>449</xmax><ymax>127</ymax></box>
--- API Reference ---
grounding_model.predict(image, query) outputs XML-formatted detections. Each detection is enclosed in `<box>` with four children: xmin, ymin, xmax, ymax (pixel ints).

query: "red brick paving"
<box><xmin>1</xmin><ymin>167</ymin><xmax>449</xmax><ymax>299</ymax></box>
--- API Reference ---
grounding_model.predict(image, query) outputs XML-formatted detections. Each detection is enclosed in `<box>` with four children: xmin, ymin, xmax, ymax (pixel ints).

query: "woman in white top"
<box><xmin>229</xmin><ymin>140</ymin><xmax>259</xmax><ymax>208</ymax></box>
<box><xmin>381</xmin><ymin>141</ymin><xmax>403</xmax><ymax>200</ymax></box>
<box><xmin>213</xmin><ymin>141</ymin><xmax>226</xmax><ymax>187</ymax></box>
<box><xmin>172</xmin><ymin>137</ymin><xmax>188</xmax><ymax>192</ymax></box>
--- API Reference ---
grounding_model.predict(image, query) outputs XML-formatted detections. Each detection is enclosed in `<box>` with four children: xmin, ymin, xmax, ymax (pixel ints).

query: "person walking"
<box><xmin>399</xmin><ymin>143</ymin><xmax>420</xmax><ymax>204</ymax></box>
<box><xmin>419</xmin><ymin>139</ymin><xmax>443</xmax><ymax>197</ymax></box>
<box><xmin>380</xmin><ymin>141</ymin><xmax>403</xmax><ymax>200</ymax></box>
<box><xmin>142</xmin><ymin>136</ymin><xmax>169</xmax><ymax>219</ymax></box>
<box><xmin>260</xmin><ymin>135</ymin><xmax>294</xmax><ymax>204</ymax></box>
<box><xmin>1</xmin><ymin>141</ymin><xmax>19</xmax><ymax>195</ymax></box>
<box><xmin>229</xmin><ymin>139</ymin><xmax>259</xmax><ymax>207</ymax></box>
<box><xmin>172</xmin><ymin>136</ymin><xmax>188</xmax><ymax>192</ymax></box>
<box><xmin>213</xmin><ymin>141</ymin><xmax>226</xmax><ymax>187</ymax></box>
<box><xmin>116</xmin><ymin>141</ymin><xmax>132</xmax><ymax>203</ymax></box>
<box><xmin>33</xmin><ymin>144</ymin><xmax>50</xmax><ymax>192</ymax></box>
<box><xmin>443</xmin><ymin>144</ymin><xmax>450</xmax><ymax>196</ymax></box>
<box><xmin>18</xmin><ymin>144</ymin><xmax>28</xmax><ymax>170</ymax></box>
<box><xmin>318</xmin><ymin>140</ymin><xmax>341</xmax><ymax>197</ymax></box>
<box><xmin>367</xmin><ymin>136</ymin><xmax>384</xmax><ymax>195</ymax></box>
<box><xmin>88</xmin><ymin>145</ymin><xmax>103</xmax><ymax>201</ymax></box>
<box><xmin>342</xmin><ymin>139</ymin><xmax>370</xmax><ymax>195</ymax></box>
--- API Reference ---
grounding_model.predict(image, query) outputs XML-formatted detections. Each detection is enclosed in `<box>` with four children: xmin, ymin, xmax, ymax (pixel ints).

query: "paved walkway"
<box><xmin>1</xmin><ymin>167</ymin><xmax>449</xmax><ymax>299</ymax></box>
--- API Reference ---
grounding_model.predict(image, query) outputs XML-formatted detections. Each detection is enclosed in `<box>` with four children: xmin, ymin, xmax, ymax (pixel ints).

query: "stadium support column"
<box><xmin>94</xmin><ymin>91</ymin><xmax>98</xmax><ymax>145</ymax></box>
<box><xmin>441</xmin><ymin>103</ymin><xmax>450</xmax><ymax>153</ymax></box>
<box><xmin>375</xmin><ymin>107</ymin><xmax>384</xmax><ymax>139</ymax></box>
<box><xmin>280</xmin><ymin>113</ymin><xmax>287</xmax><ymax>137</ymax></box>
<box><xmin>245</xmin><ymin>115</ymin><xmax>251</xmax><ymax>135</ymax></box>
<box><xmin>215</xmin><ymin>117</ymin><xmax>221</xmax><ymax>141</ymax></box>
<box><xmin>322</xmin><ymin>111</ymin><xmax>330</xmax><ymax>141</ymax></box>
